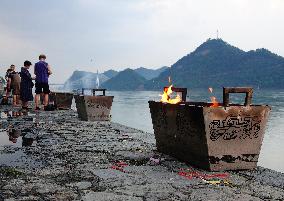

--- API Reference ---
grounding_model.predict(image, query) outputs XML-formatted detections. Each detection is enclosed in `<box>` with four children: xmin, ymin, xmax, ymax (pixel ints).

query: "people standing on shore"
<box><xmin>34</xmin><ymin>54</ymin><xmax>52</xmax><ymax>110</ymax></box>
<box><xmin>20</xmin><ymin>60</ymin><xmax>34</xmax><ymax>110</ymax></box>
<box><xmin>7</xmin><ymin>65</ymin><xmax>21</xmax><ymax>106</ymax></box>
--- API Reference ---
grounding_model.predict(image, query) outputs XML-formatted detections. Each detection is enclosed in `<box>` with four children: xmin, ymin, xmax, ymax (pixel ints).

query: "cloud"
<box><xmin>0</xmin><ymin>0</ymin><xmax>283</xmax><ymax>83</ymax></box>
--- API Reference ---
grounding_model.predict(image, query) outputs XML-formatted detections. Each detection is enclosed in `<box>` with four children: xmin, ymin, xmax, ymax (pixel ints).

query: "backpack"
<box><xmin>10</xmin><ymin>72</ymin><xmax>21</xmax><ymax>84</ymax></box>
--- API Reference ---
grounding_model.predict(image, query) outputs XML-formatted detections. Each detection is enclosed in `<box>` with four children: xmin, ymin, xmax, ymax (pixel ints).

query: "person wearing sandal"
<box><xmin>20</xmin><ymin>60</ymin><xmax>34</xmax><ymax>110</ymax></box>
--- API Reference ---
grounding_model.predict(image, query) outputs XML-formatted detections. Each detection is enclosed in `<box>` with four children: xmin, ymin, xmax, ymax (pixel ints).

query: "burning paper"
<box><xmin>160</xmin><ymin>85</ymin><xmax>182</xmax><ymax>104</ymax></box>
<box><xmin>208</xmin><ymin>87</ymin><xmax>219</xmax><ymax>107</ymax></box>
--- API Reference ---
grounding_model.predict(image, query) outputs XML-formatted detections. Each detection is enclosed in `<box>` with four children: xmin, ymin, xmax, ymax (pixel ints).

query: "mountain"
<box><xmin>64</xmin><ymin>39</ymin><xmax>284</xmax><ymax>91</ymax></box>
<box><xmin>64</xmin><ymin>70</ymin><xmax>109</xmax><ymax>90</ymax></box>
<box><xmin>101</xmin><ymin>68</ymin><xmax>146</xmax><ymax>91</ymax></box>
<box><xmin>64</xmin><ymin>66</ymin><xmax>168</xmax><ymax>90</ymax></box>
<box><xmin>103</xmin><ymin>70</ymin><xmax>118</xmax><ymax>78</ymax></box>
<box><xmin>134</xmin><ymin>66</ymin><xmax>169</xmax><ymax>80</ymax></box>
<box><xmin>104</xmin><ymin>66</ymin><xmax>169</xmax><ymax>80</ymax></box>
<box><xmin>145</xmin><ymin>39</ymin><xmax>284</xmax><ymax>89</ymax></box>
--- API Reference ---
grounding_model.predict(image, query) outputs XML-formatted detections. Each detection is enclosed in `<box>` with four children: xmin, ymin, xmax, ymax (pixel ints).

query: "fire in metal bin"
<box><xmin>75</xmin><ymin>88</ymin><xmax>113</xmax><ymax>121</ymax></box>
<box><xmin>49</xmin><ymin>92</ymin><xmax>74</xmax><ymax>110</ymax></box>
<box><xmin>149</xmin><ymin>87</ymin><xmax>271</xmax><ymax>171</ymax></box>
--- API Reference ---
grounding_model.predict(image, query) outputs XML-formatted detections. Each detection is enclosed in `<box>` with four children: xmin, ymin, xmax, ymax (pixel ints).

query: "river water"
<box><xmin>106</xmin><ymin>89</ymin><xmax>284</xmax><ymax>173</ymax></box>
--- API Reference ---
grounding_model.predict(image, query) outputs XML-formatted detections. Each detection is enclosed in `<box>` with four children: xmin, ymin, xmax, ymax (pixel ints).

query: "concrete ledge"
<box><xmin>0</xmin><ymin>106</ymin><xmax>283</xmax><ymax>200</ymax></box>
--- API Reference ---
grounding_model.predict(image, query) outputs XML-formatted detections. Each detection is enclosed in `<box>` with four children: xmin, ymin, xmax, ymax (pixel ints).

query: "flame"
<box><xmin>160</xmin><ymin>85</ymin><xmax>182</xmax><ymax>104</ymax></box>
<box><xmin>208</xmin><ymin>87</ymin><xmax>219</xmax><ymax>107</ymax></box>
<box><xmin>210</xmin><ymin>96</ymin><xmax>219</xmax><ymax>107</ymax></box>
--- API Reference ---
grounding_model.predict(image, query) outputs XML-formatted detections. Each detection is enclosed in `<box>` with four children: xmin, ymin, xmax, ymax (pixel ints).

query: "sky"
<box><xmin>0</xmin><ymin>0</ymin><xmax>283</xmax><ymax>83</ymax></box>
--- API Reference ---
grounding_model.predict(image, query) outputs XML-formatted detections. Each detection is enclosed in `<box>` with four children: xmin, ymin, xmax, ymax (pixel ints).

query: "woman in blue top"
<box><xmin>20</xmin><ymin>61</ymin><xmax>34</xmax><ymax>110</ymax></box>
<box><xmin>34</xmin><ymin>54</ymin><xmax>52</xmax><ymax>110</ymax></box>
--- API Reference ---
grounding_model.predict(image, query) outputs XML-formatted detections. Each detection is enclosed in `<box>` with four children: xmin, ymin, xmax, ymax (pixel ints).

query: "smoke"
<box><xmin>63</xmin><ymin>72</ymin><xmax>108</xmax><ymax>91</ymax></box>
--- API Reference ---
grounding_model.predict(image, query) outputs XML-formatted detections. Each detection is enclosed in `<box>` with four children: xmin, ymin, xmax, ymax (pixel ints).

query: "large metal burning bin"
<box><xmin>50</xmin><ymin>92</ymin><xmax>74</xmax><ymax>110</ymax></box>
<box><xmin>149</xmin><ymin>87</ymin><xmax>271</xmax><ymax>171</ymax></box>
<box><xmin>74</xmin><ymin>89</ymin><xmax>113</xmax><ymax>121</ymax></box>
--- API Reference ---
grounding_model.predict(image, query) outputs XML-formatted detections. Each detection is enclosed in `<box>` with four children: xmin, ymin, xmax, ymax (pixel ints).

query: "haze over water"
<box><xmin>107</xmin><ymin>89</ymin><xmax>284</xmax><ymax>173</ymax></box>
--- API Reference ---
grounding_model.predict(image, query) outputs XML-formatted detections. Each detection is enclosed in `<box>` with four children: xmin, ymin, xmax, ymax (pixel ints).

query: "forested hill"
<box><xmin>101</xmin><ymin>69</ymin><xmax>146</xmax><ymax>91</ymax></box>
<box><xmin>145</xmin><ymin>39</ymin><xmax>284</xmax><ymax>89</ymax></box>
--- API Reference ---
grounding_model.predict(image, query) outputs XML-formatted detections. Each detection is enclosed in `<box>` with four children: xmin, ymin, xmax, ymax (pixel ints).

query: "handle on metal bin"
<box><xmin>93</xmin><ymin>89</ymin><xmax>106</xmax><ymax>96</ymax></box>
<box><xmin>81</xmin><ymin>88</ymin><xmax>85</xmax><ymax>95</ymax></box>
<box><xmin>163</xmin><ymin>87</ymin><xmax>187</xmax><ymax>102</ymax></box>
<box><xmin>223</xmin><ymin>87</ymin><xmax>253</xmax><ymax>107</ymax></box>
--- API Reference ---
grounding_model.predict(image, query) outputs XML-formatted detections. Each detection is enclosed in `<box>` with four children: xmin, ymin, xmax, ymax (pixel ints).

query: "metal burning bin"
<box><xmin>149</xmin><ymin>87</ymin><xmax>271</xmax><ymax>171</ymax></box>
<box><xmin>74</xmin><ymin>89</ymin><xmax>113</xmax><ymax>121</ymax></box>
<box><xmin>49</xmin><ymin>92</ymin><xmax>74</xmax><ymax>110</ymax></box>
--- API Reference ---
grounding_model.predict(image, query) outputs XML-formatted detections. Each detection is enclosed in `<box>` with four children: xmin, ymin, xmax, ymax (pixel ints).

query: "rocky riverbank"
<box><xmin>0</xmin><ymin>106</ymin><xmax>284</xmax><ymax>201</ymax></box>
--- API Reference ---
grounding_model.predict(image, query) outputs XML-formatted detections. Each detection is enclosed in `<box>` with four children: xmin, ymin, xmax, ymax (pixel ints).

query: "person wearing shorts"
<box><xmin>34</xmin><ymin>54</ymin><xmax>52</xmax><ymax>110</ymax></box>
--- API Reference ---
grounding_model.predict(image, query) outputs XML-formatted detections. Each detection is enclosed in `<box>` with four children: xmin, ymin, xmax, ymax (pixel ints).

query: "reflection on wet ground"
<box><xmin>0</xmin><ymin>110</ymin><xmax>37</xmax><ymax>148</ymax></box>
<box><xmin>0</xmin><ymin>107</ymin><xmax>41</xmax><ymax>169</ymax></box>
<box><xmin>0</xmin><ymin>128</ymin><xmax>36</xmax><ymax>147</ymax></box>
